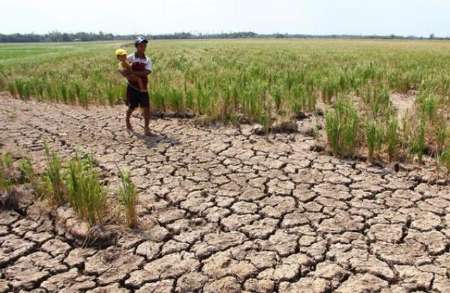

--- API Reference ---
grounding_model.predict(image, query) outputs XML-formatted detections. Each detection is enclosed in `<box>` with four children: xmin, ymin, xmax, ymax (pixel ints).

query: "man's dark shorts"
<box><xmin>126</xmin><ymin>84</ymin><xmax>150</xmax><ymax>110</ymax></box>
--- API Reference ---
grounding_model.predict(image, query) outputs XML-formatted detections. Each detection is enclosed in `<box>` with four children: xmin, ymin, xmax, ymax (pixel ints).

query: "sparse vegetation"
<box><xmin>366</xmin><ymin>120</ymin><xmax>384</xmax><ymax>161</ymax></box>
<box><xmin>0</xmin><ymin>153</ymin><xmax>14</xmax><ymax>192</ymax></box>
<box><xmin>409</xmin><ymin>121</ymin><xmax>427</xmax><ymax>163</ymax></box>
<box><xmin>0</xmin><ymin>147</ymin><xmax>133</xmax><ymax>227</ymax></box>
<box><xmin>1</xmin><ymin>39</ymin><xmax>449</xmax><ymax>166</ymax></box>
<box><xmin>18</xmin><ymin>158</ymin><xmax>35</xmax><ymax>184</ymax></box>
<box><xmin>66</xmin><ymin>154</ymin><xmax>107</xmax><ymax>225</ymax></box>
<box><xmin>118</xmin><ymin>169</ymin><xmax>139</xmax><ymax>228</ymax></box>
<box><xmin>438</xmin><ymin>146</ymin><xmax>450</xmax><ymax>174</ymax></box>
<box><xmin>325</xmin><ymin>98</ymin><xmax>360</xmax><ymax>157</ymax></box>
<box><xmin>417</xmin><ymin>93</ymin><xmax>439</xmax><ymax>122</ymax></box>
<box><xmin>39</xmin><ymin>145</ymin><xmax>66</xmax><ymax>205</ymax></box>
<box><xmin>386</xmin><ymin>117</ymin><xmax>400</xmax><ymax>161</ymax></box>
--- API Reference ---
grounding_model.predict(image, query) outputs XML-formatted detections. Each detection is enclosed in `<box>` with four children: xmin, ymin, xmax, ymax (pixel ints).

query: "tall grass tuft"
<box><xmin>18</xmin><ymin>158</ymin><xmax>35</xmax><ymax>184</ymax></box>
<box><xmin>118</xmin><ymin>169</ymin><xmax>138</xmax><ymax>228</ymax></box>
<box><xmin>366</xmin><ymin>120</ymin><xmax>384</xmax><ymax>161</ymax></box>
<box><xmin>417</xmin><ymin>93</ymin><xmax>439</xmax><ymax>122</ymax></box>
<box><xmin>409</xmin><ymin>121</ymin><xmax>427</xmax><ymax>163</ymax></box>
<box><xmin>438</xmin><ymin>146</ymin><xmax>450</xmax><ymax>174</ymax></box>
<box><xmin>40</xmin><ymin>145</ymin><xmax>66</xmax><ymax>205</ymax></box>
<box><xmin>434</xmin><ymin>116</ymin><xmax>448</xmax><ymax>153</ymax></box>
<box><xmin>325</xmin><ymin>98</ymin><xmax>360</xmax><ymax>157</ymax></box>
<box><xmin>65</xmin><ymin>154</ymin><xmax>106</xmax><ymax>225</ymax></box>
<box><xmin>386</xmin><ymin>117</ymin><xmax>400</xmax><ymax>161</ymax></box>
<box><xmin>0</xmin><ymin>153</ymin><xmax>14</xmax><ymax>192</ymax></box>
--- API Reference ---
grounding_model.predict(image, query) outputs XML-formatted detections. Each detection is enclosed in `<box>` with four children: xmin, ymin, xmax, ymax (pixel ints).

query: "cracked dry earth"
<box><xmin>1</xmin><ymin>96</ymin><xmax>450</xmax><ymax>293</ymax></box>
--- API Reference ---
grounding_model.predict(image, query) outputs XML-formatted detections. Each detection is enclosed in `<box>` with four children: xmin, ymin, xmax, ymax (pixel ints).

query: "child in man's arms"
<box><xmin>115</xmin><ymin>48</ymin><xmax>147</xmax><ymax>93</ymax></box>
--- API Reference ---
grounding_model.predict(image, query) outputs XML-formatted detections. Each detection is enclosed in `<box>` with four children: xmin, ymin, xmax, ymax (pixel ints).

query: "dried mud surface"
<box><xmin>0</xmin><ymin>96</ymin><xmax>449</xmax><ymax>293</ymax></box>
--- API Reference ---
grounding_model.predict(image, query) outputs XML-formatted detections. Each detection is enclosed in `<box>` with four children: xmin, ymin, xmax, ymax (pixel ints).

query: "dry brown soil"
<box><xmin>0</xmin><ymin>96</ymin><xmax>449</xmax><ymax>292</ymax></box>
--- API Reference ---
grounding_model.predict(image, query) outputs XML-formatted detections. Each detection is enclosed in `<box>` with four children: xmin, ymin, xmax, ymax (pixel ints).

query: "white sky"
<box><xmin>2</xmin><ymin>0</ymin><xmax>450</xmax><ymax>37</ymax></box>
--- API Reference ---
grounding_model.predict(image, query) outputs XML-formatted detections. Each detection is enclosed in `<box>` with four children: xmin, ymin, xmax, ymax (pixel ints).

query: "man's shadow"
<box><xmin>129</xmin><ymin>126</ymin><xmax>180</xmax><ymax>149</ymax></box>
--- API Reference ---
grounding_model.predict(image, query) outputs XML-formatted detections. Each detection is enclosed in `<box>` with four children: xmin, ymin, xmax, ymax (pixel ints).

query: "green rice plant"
<box><xmin>1</xmin><ymin>40</ymin><xmax>450</xmax><ymax>168</ymax></box>
<box><xmin>60</xmin><ymin>84</ymin><xmax>68</xmax><ymax>103</ymax></box>
<box><xmin>386</xmin><ymin>117</ymin><xmax>400</xmax><ymax>161</ymax></box>
<box><xmin>438</xmin><ymin>146</ymin><xmax>450</xmax><ymax>174</ymax></box>
<box><xmin>361</xmin><ymin>86</ymin><xmax>392</xmax><ymax>119</ymax></box>
<box><xmin>40</xmin><ymin>145</ymin><xmax>66</xmax><ymax>205</ymax></box>
<box><xmin>14</xmin><ymin>79</ymin><xmax>31</xmax><ymax>100</ymax></box>
<box><xmin>0</xmin><ymin>153</ymin><xmax>14</xmax><ymax>192</ymax></box>
<box><xmin>291</xmin><ymin>84</ymin><xmax>316</xmax><ymax>113</ymax></box>
<box><xmin>417</xmin><ymin>93</ymin><xmax>439</xmax><ymax>122</ymax></box>
<box><xmin>18</xmin><ymin>158</ymin><xmax>35</xmax><ymax>184</ymax></box>
<box><xmin>7</xmin><ymin>81</ymin><xmax>17</xmax><ymax>97</ymax></box>
<box><xmin>105</xmin><ymin>85</ymin><xmax>115</xmax><ymax>106</ymax></box>
<box><xmin>271</xmin><ymin>85</ymin><xmax>283</xmax><ymax>112</ymax></box>
<box><xmin>366</xmin><ymin>120</ymin><xmax>384</xmax><ymax>161</ymax></box>
<box><xmin>65</xmin><ymin>155</ymin><xmax>84</xmax><ymax>214</ymax></box>
<box><xmin>371</xmin><ymin>88</ymin><xmax>392</xmax><ymax>118</ymax></box>
<box><xmin>0</xmin><ymin>72</ymin><xmax>5</xmax><ymax>88</ymax></box>
<box><xmin>75</xmin><ymin>84</ymin><xmax>89</xmax><ymax>108</ymax></box>
<box><xmin>321</xmin><ymin>79</ymin><xmax>337</xmax><ymax>105</ymax></box>
<box><xmin>151</xmin><ymin>88</ymin><xmax>166</xmax><ymax>112</ymax></box>
<box><xmin>118</xmin><ymin>169</ymin><xmax>139</xmax><ymax>228</ymax></box>
<box><xmin>167</xmin><ymin>87</ymin><xmax>184</xmax><ymax>113</ymax></box>
<box><xmin>325</xmin><ymin>98</ymin><xmax>360</xmax><ymax>157</ymax></box>
<box><xmin>65</xmin><ymin>154</ymin><xmax>106</xmax><ymax>225</ymax></box>
<box><xmin>409</xmin><ymin>120</ymin><xmax>427</xmax><ymax>163</ymax></box>
<box><xmin>79</xmin><ymin>170</ymin><xmax>106</xmax><ymax>225</ymax></box>
<box><xmin>185</xmin><ymin>88</ymin><xmax>194</xmax><ymax>111</ymax></box>
<box><xmin>436</xmin><ymin>125</ymin><xmax>449</xmax><ymax>154</ymax></box>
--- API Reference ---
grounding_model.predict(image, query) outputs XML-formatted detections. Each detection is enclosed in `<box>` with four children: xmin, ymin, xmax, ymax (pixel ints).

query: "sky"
<box><xmin>2</xmin><ymin>0</ymin><xmax>450</xmax><ymax>37</ymax></box>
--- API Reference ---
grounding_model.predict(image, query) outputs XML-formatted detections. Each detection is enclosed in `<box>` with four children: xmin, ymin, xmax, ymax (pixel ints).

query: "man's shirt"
<box><xmin>126</xmin><ymin>53</ymin><xmax>153</xmax><ymax>90</ymax></box>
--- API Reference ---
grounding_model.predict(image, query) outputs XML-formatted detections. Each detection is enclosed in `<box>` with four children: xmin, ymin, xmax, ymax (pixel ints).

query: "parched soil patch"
<box><xmin>0</xmin><ymin>96</ymin><xmax>449</xmax><ymax>292</ymax></box>
<box><xmin>390</xmin><ymin>92</ymin><xmax>416</xmax><ymax>122</ymax></box>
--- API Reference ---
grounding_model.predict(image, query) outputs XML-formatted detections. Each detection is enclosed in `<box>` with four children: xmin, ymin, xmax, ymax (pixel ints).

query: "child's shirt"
<box><xmin>118</xmin><ymin>61</ymin><xmax>132</xmax><ymax>72</ymax></box>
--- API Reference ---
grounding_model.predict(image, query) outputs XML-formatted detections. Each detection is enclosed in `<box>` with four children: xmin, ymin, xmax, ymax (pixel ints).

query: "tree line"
<box><xmin>0</xmin><ymin>31</ymin><xmax>447</xmax><ymax>43</ymax></box>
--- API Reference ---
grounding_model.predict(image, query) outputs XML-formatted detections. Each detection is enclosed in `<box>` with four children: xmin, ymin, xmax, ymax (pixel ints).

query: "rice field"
<box><xmin>0</xmin><ymin>39</ymin><xmax>449</xmax><ymax>166</ymax></box>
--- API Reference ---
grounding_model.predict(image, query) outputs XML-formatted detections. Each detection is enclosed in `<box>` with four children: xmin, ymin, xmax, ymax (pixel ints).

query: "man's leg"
<box><xmin>140</xmin><ymin>91</ymin><xmax>152</xmax><ymax>136</ymax></box>
<box><xmin>126</xmin><ymin>107</ymin><xmax>135</xmax><ymax>131</ymax></box>
<box><xmin>126</xmin><ymin>85</ymin><xmax>138</xmax><ymax>131</ymax></box>
<box><xmin>143</xmin><ymin>106</ymin><xmax>151</xmax><ymax>136</ymax></box>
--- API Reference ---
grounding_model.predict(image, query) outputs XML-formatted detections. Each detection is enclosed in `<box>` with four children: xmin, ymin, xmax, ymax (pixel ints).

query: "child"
<box><xmin>115</xmin><ymin>48</ymin><xmax>147</xmax><ymax>93</ymax></box>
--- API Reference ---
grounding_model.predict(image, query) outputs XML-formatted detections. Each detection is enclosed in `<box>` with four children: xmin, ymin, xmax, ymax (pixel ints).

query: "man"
<box><xmin>120</xmin><ymin>36</ymin><xmax>153</xmax><ymax>136</ymax></box>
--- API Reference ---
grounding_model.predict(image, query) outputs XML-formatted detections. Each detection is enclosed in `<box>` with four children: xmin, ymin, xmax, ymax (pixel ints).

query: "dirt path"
<box><xmin>1</xmin><ymin>96</ymin><xmax>449</xmax><ymax>292</ymax></box>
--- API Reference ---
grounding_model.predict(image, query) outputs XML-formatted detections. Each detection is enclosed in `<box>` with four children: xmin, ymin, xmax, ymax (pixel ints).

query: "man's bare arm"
<box><xmin>119</xmin><ymin>69</ymin><xmax>135</xmax><ymax>84</ymax></box>
<box><xmin>132</xmin><ymin>70</ymin><xmax>151</xmax><ymax>77</ymax></box>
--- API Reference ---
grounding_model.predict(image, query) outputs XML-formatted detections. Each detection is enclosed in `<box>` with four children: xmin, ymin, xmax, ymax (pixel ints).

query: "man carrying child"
<box><xmin>116</xmin><ymin>36</ymin><xmax>153</xmax><ymax>136</ymax></box>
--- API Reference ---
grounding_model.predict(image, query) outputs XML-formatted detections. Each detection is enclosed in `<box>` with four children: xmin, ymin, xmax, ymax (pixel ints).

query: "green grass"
<box><xmin>118</xmin><ymin>169</ymin><xmax>138</xmax><ymax>228</ymax></box>
<box><xmin>0</xmin><ymin>153</ymin><xmax>14</xmax><ymax>192</ymax></box>
<box><xmin>409</xmin><ymin>121</ymin><xmax>427</xmax><ymax>163</ymax></box>
<box><xmin>18</xmin><ymin>158</ymin><xmax>35</xmax><ymax>184</ymax></box>
<box><xmin>65</xmin><ymin>154</ymin><xmax>106</xmax><ymax>225</ymax></box>
<box><xmin>39</xmin><ymin>146</ymin><xmax>106</xmax><ymax>225</ymax></box>
<box><xmin>325</xmin><ymin>98</ymin><xmax>360</xmax><ymax>157</ymax></box>
<box><xmin>439</xmin><ymin>146</ymin><xmax>450</xmax><ymax>174</ymax></box>
<box><xmin>1</xmin><ymin>39</ymin><xmax>449</xmax><ymax>164</ymax></box>
<box><xmin>417</xmin><ymin>93</ymin><xmax>439</xmax><ymax>122</ymax></box>
<box><xmin>366</xmin><ymin>120</ymin><xmax>384</xmax><ymax>161</ymax></box>
<box><xmin>1</xmin><ymin>39</ymin><xmax>450</xmax><ymax>120</ymax></box>
<box><xmin>40</xmin><ymin>146</ymin><xmax>65</xmax><ymax>205</ymax></box>
<box><xmin>386</xmin><ymin>117</ymin><xmax>400</xmax><ymax>161</ymax></box>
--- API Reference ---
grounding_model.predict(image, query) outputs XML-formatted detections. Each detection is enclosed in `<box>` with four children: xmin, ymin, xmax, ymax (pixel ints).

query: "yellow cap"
<box><xmin>115</xmin><ymin>48</ymin><xmax>127</xmax><ymax>56</ymax></box>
